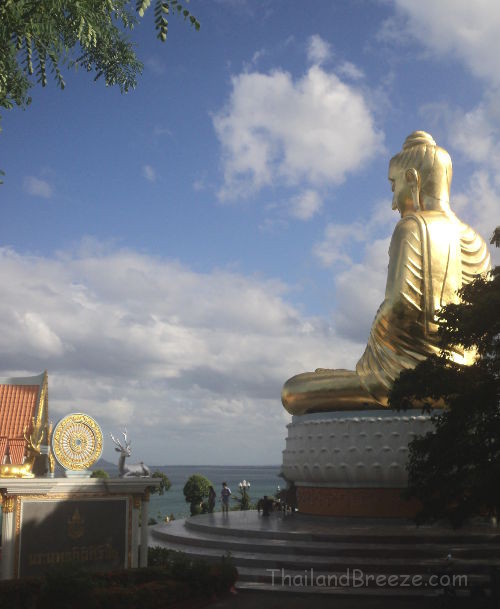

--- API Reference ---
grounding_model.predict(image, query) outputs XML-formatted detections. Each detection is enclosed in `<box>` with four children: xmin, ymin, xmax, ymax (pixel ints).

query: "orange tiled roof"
<box><xmin>0</xmin><ymin>372</ymin><xmax>47</xmax><ymax>464</ymax></box>
<box><xmin>0</xmin><ymin>384</ymin><xmax>40</xmax><ymax>438</ymax></box>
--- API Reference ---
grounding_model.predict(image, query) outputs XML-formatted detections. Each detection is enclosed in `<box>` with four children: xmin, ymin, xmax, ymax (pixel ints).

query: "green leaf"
<box><xmin>0</xmin><ymin>0</ymin><xmax>200</xmax><ymax>117</ymax></box>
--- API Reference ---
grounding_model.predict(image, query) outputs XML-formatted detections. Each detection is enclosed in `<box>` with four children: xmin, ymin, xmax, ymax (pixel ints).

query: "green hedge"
<box><xmin>148</xmin><ymin>546</ymin><xmax>237</xmax><ymax>596</ymax></box>
<box><xmin>0</xmin><ymin>550</ymin><xmax>237</xmax><ymax>609</ymax></box>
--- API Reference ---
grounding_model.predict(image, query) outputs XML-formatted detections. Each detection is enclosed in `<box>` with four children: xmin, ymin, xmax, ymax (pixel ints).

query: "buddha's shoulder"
<box><xmin>394</xmin><ymin>211</ymin><xmax>458</xmax><ymax>235</ymax></box>
<box><xmin>391</xmin><ymin>212</ymin><xmax>452</xmax><ymax>252</ymax></box>
<box><xmin>393</xmin><ymin>213</ymin><xmax>427</xmax><ymax>237</ymax></box>
<box><xmin>390</xmin><ymin>215</ymin><xmax>423</xmax><ymax>253</ymax></box>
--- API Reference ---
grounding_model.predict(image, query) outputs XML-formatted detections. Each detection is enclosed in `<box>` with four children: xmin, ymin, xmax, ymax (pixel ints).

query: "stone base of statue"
<box><xmin>281</xmin><ymin>410</ymin><xmax>436</xmax><ymax>518</ymax></box>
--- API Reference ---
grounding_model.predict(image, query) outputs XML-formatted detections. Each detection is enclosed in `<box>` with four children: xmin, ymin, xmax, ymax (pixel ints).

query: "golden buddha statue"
<box><xmin>282</xmin><ymin>131</ymin><xmax>491</xmax><ymax>416</ymax></box>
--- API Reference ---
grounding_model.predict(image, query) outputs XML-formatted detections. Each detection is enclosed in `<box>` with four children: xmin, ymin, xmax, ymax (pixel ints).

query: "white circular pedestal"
<box><xmin>281</xmin><ymin>410</ymin><xmax>436</xmax><ymax>517</ymax></box>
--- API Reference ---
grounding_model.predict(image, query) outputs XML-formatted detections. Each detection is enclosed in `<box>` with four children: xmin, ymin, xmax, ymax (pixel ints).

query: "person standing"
<box><xmin>221</xmin><ymin>482</ymin><xmax>231</xmax><ymax>514</ymax></box>
<box><xmin>207</xmin><ymin>485</ymin><xmax>216</xmax><ymax>513</ymax></box>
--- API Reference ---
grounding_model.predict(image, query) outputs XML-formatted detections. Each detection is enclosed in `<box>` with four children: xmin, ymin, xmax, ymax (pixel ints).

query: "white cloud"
<box><xmin>142</xmin><ymin>165</ymin><xmax>156</xmax><ymax>182</ymax></box>
<box><xmin>153</xmin><ymin>125</ymin><xmax>172</xmax><ymax>137</ymax></box>
<box><xmin>376</xmin><ymin>3</ymin><xmax>499</xmax><ymax>263</ymax></box>
<box><xmin>453</xmin><ymin>171</ymin><xmax>500</xmax><ymax>265</ymax></box>
<box><xmin>192</xmin><ymin>176</ymin><xmax>207</xmax><ymax>191</ymax></box>
<box><xmin>313</xmin><ymin>199</ymin><xmax>396</xmax><ymax>267</ymax></box>
<box><xmin>333</xmin><ymin>237</ymin><xmax>392</xmax><ymax>343</ymax></box>
<box><xmin>447</xmin><ymin>93</ymin><xmax>500</xmax><ymax>171</ymax></box>
<box><xmin>243</xmin><ymin>48</ymin><xmax>267</xmax><ymax>70</ymax></box>
<box><xmin>145</xmin><ymin>56</ymin><xmax>166</xmax><ymax>75</ymax></box>
<box><xmin>0</xmin><ymin>244</ymin><xmax>365</xmax><ymax>464</ymax></box>
<box><xmin>376</xmin><ymin>15</ymin><xmax>408</xmax><ymax>46</ymax></box>
<box><xmin>17</xmin><ymin>312</ymin><xmax>64</xmax><ymax>356</ymax></box>
<box><xmin>313</xmin><ymin>201</ymin><xmax>398</xmax><ymax>342</ymax></box>
<box><xmin>390</xmin><ymin>0</ymin><xmax>500</xmax><ymax>87</ymax></box>
<box><xmin>23</xmin><ymin>176</ymin><xmax>53</xmax><ymax>199</ymax></box>
<box><xmin>337</xmin><ymin>61</ymin><xmax>364</xmax><ymax>81</ymax></box>
<box><xmin>251</xmin><ymin>48</ymin><xmax>266</xmax><ymax>64</ymax></box>
<box><xmin>289</xmin><ymin>189</ymin><xmax>323</xmax><ymax>220</ymax></box>
<box><xmin>419</xmin><ymin>100</ymin><xmax>494</xmax><ymax>167</ymax></box>
<box><xmin>307</xmin><ymin>34</ymin><xmax>331</xmax><ymax>65</ymax></box>
<box><xmin>418</xmin><ymin>98</ymin><xmax>500</xmax><ymax>265</ymax></box>
<box><xmin>213</xmin><ymin>65</ymin><xmax>382</xmax><ymax>200</ymax></box>
<box><xmin>386</xmin><ymin>1</ymin><xmax>500</xmax><ymax>189</ymax></box>
<box><xmin>314</xmin><ymin>221</ymin><xmax>366</xmax><ymax>267</ymax></box>
<box><xmin>105</xmin><ymin>398</ymin><xmax>135</xmax><ymax>425</ymax></box>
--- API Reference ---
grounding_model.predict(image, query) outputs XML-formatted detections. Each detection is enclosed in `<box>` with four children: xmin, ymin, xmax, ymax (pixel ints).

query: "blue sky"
<box><xmin>1</xmin><ymin>0</ymin><xmax>498</xmax><ymax>465</ymax></box>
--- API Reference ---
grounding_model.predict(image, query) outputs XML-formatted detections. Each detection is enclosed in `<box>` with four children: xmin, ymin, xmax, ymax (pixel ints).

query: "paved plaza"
<box><xmin>209</xmin><ymin>590</ymin><xmax>456</xmax><ymax>609</ymax></box>
<box><xmin>152</xmin><ymin>509</ymin><xmax>500</xmax><ymax>543</ymax></box>
<box><xmin>151</xmin><ymin>510</ymin><xmax>500</xmax><ymax>603</ymax></box>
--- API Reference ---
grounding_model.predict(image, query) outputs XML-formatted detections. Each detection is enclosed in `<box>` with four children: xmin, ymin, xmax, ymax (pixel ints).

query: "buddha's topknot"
<box><xmin>402</xmin><ymin>131</ymin><xmax>436</xmax><ymax>150</ymax></box>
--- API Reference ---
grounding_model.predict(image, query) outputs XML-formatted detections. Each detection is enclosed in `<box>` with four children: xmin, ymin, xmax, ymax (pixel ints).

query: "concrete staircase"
<box><xmin>150</xmin><ymin>511</ymin><xmax>500</xmax><ymax>600</ymax></box>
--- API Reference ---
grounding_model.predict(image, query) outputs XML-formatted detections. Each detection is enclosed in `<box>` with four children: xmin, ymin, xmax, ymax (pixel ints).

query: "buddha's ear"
<box><xmin>405</xmin><ymin>168</ymin><xmax>421</xmax><ymax>210</ymax></box>
<box><xmin>405</xmin><ymin>168</ymin><xmax>419</xmax><ymax>185</ymax></box>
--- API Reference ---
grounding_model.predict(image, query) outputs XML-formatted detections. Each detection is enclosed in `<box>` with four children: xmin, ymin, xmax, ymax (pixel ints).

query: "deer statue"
<box><xmin>110</xmin><ymin>430</ymin><xmax>150</xmax><ymax>477</ymax></box>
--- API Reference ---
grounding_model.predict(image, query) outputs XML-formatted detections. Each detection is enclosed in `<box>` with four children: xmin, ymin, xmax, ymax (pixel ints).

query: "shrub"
<box><xmin>0</xmin><ymin>577</ymin><xmax>39</xmax><ymax>609</ymax></box>
<box><xmin>148</xmin><ymin>546</ymin><xmax>172</xmax><ymax>567</ymax></box>
<box><xmin>209</xmin><ymin>555</ymin><xmax>239</xmax><ymax>595</ymax></box>
<box><xmin>91</xmin><ymin>469</ymin><xmax>109</xmax><ymax>479</ymax></box>
<box><xmin>147</xmin><ymin>546</ymin><xmax>237</xmax><ymax>595</ymax></box>
<box><xmin>38</xmin><ymin>563</ymin><xmax>96</xmax><ymax>609</ymax></box>
<box><xmin>183</xmin><ymin>474</ymin><xmax>213</xmax><ymax>516</ymax></box>
<box><xmin>0</xmin><ymin>555</ymin><xmax>237</xmax><ymax>609</ymax></box>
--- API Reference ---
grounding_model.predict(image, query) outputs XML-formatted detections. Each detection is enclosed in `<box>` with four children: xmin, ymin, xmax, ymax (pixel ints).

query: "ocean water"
<box><xmin>0</xmin><ymin>464</ymin><xmax>282</xmax><ymax>531</ymax></box>
<box><xmin>146</xmin><ymin>465</ymin><xmax>282</xmax><ymax>521</ymax></box>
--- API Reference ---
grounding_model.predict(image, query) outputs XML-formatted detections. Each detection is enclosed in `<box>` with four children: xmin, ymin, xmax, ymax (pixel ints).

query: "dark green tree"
<box><xmin>0</xmin><ymin>0</ymin><xmax>199</xmax><ymax>181</ymax></box>
<box><xmin>0</xmin><ymin>0</ymin><xmax>200</xmax><ymax>122</ymax></box>
<box><xmin>149</xmin><ymin>470</ymin><xmax>172</xmax><ymax>495</ymax></box>
<box><xmin>389</xmin><ymin>266</ymin><xmax>500</xmax><ymax>527</ymax></box>
<box><xmin>183</xmin><ymin>473</ymin><xmax>212</xmax><ymax>516</ymax></box>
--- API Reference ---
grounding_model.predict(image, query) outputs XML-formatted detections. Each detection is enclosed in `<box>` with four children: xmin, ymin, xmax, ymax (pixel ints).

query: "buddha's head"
<box><xmin>388</xmin><ymin>131</ymin><xmax>452</xmax><ymax>216</ymax></box>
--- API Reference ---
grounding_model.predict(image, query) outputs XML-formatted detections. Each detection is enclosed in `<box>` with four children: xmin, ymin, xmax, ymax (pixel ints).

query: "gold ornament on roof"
<box><xmin>0</xmin><ymin>417</ymin><xmax>44</xmax><ymax>478</ymax></box>
<box><xmin>282</xmin><ymin>131</ymin><xmax>491</xmax><ymax>415</ymax></box>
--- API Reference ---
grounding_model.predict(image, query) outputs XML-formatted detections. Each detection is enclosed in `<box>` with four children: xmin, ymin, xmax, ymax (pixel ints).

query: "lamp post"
<box><xmin>238</xmin><ymin>480</ymin><xmax>251</xmax><ymax>510</ymax></box>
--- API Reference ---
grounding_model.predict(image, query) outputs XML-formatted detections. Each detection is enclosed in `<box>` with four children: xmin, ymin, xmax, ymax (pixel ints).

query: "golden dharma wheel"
<box><xmin>52</xmin><ymin>413</ymin><xmax>103</xmax><ymax>471</ymax></box>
